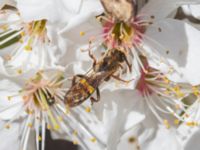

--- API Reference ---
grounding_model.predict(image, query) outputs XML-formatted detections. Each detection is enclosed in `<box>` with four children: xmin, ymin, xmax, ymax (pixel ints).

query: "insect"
<box><xmin>100</xmin><ymin>0</ymin><xmax>135</xmax><ymax>22</ymax></box>
<box><xmin>64</xmin><ymin>48</ymin><xmax>132</xmax><ymax>107</ymax></box>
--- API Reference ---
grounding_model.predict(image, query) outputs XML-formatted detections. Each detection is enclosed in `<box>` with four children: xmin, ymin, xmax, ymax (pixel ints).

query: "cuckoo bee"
<box><xmin>64</xmin><ymin>48</ymin><xmax>132</xmax><ymax>107</ymax></box>
<box><xmin>100</xmin><ymin>0</ymin><xmax>135</xmax><ymax>22</ymax></box>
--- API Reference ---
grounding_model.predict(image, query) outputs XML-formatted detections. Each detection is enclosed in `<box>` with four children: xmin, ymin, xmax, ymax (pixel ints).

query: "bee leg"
<box><xmin>96</xmin><ymin>87</ymin><xmax>100</xmax><ymax>101</ymax></box>
<box><xmin>88</xmin><ymin>49</ymin><xmax>97</xmax><ymax>67</ymax></box>
<box><xmin>123</xmin><ymin>55</ymin><xmax>132</xmax><ymax>72</ymax></box>
<box><xmin>119</xmin><ymin>63</ymin><xmax>124</xmax><ymax>70</ymax></box>
<box><xmin>90</xmin><ymin>88</ymin><xmax>100</xmax><ymax>105</ymax></box>
<box><xmin>72</xmin><ymin>74</ymin><xmax>86</xmax><ymax>85</ymax></box>
<box><xmin>111</xmin><ymin>75</ymin><xmax>134</xmax><ymax>83</ymax></box>
<box><xmin>104</xmin><ymin>76</ymin><xmax>110</xmax><ymax>81</ymax></box>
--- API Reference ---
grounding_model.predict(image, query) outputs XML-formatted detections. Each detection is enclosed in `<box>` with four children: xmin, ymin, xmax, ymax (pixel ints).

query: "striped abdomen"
<box><xmin>64</xmin><ymin>78</ymin><xmax>95</xmax><ymax>107</ymax></box>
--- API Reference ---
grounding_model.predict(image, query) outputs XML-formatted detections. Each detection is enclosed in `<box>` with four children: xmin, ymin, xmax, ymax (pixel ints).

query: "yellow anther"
<box><xmin>172</xmin><ymin>86</ymin><xmax>184</xmax><ymax>98</ymax></box>
<box><xmin>5</xmin><ymin>124</ymin><xmax>10</xmax><ymax>129</ymax></box>
<box><xmin>73</xmin><ymin>140</ymin><xmax>79</xmax><ymax>145</ymax></box>
<box><xmin>129</xmin><ymin>137</ymin><xmax>136</xmax><ymax>143</ymax></box>
<box><xmin>19</xmin><ymin>39</ymin><xmax>23</xmax><ymax>43</ymax></box>
<box><xmin>177</xmin><ymin>92</ymin><xmax>184</xmax><ymax>98</ymax></box>
<box><xmin>192</xmin><ymin>86</ymin><xmax>199</xmax><ymax>96</ymax></box>
<box><xmin>163</xmin><ymin>119</ymin><xmax>170</xmax><ymax>129</ymax></box>
<box><xmin>164</xmin><ymin>89</ymin><xmax>170</xmax><ymax>95</ymax></box>
<box><xmin>96</xmin><ymin>16</ymin><xmax>101</xmax><ymax>22</ymax></box>
<box><xmin>58</xmin><ymin>116</ymin><xmax>63</xmax><ymax>122</ymax></box>
<box><xmin>85</xmin><ymin>107</ymin><xmax>91</xmax><ymax>113</ymax></box>
<box><xmin>24</xmin><ymin>45</ymin><xmax>32</xmax><ymax>51</ymax></box>
<box><xmin>54</xmin><ymin>124</ymin><xmax>60</xmax><ymax>130</ymax></box>
<box><xmin>47</xmin><ymin>124</ymin><xmax>52</xmax><ymax>130</ymax></box>
<box><xmin>163</xmin><ymin>77</ymin><xmax>170</xmax><ymax>84</ymax></box>
<box><xmin>26</xmin><ymin>108</ymin><xmax>34</xmax><ymax>115</ymax></box>
<box><xmin>38</xmin><ymin>136</ymin><xmax>42</xmax><ymax>141</ymax></box>
<box><xmin>174</xmin><ymin>119</ymin><xmax>180</xmax><ymax>125</ymax></box>
<box><xmin>79</xmin><ymin>31</ymin><xmax>85</xmax><ymax>36</ymax></box>
<box><xmin>17</xmin><ymin>69</ymin><xmax>23</xmax><ymax>74</ymax></box>
<box><xmin>90</xmin><ymin>138</ymin><xmax>97</xmax><ymax>143</ymax></box>
<box><xmin>28</xmin><ymin>123</ymin><xmax>33</xmax><ymax>128</ymax></box>
<box><xmin>7</xmin><ymin>96</ymin><xmax>12</xmax><ymax>101</ymax></box>
<box><xmin>186</xmin><ymin>122</ymin><xmax>196</xmax><ymax>127</ymax></box>
<box><xmin>173</xmin><ymin>86</ymin><xmax>180</xmax><ymax>92</ymax></box>
<box><xmin>65</xmin><ymin>105</ymin><xmax>70</xmax><ymax>114</ymax></box>
<box><xmin>1</xmin><ymin>25</ymin><xmax>8</xmax><ymax>31</ymax></box>
<box><xmin>73</xmin><ymin>130</ymin><xmax>78</xmax><ymax>136</ymax></box>
<box><xmin>20</xmin><ymin>31</ymin><xmax>25</xmax><ymax>37</ymax></box>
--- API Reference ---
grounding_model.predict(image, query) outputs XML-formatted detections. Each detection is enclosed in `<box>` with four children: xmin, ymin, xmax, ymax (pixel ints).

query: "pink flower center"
<box><xmin>101</xmin><ymin>16</ymin><xmax>145</xmax><ymax>49</ymax></box>
<box><xmin>136</xmin><ymin>58</ymin><xmax>152</xmax><ymax>95</ymax></box>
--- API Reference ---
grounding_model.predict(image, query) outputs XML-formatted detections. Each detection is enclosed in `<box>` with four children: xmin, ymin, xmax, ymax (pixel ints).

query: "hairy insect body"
<box><xmin>64</xmin><ymin>49</ymin><xmax>131</xmax><ymax>107</ymax></box>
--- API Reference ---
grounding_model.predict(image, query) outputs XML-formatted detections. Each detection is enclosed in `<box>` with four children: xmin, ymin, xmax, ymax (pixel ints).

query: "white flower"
<box><xmin>0</xmin><ymin>69</ymin><xmax>145</xmax><ymax>150</ymax></box>
<box><xmin>61</xmin><ymin>0</ymin><xmax>200</xmax><ymax>87</ymax></box>
<box><xmin>1</xmin><ymin>1</ymin><xmax>200</xmax><ymax>150</ymax></box>
<box><xmin>0</xmin><ymin>70</ymin><xmax>100</xmax><ymax>150</ymax></box>
<box><xmin>0</xmin><ymin>7</ymin><xmax>65</xmax><ymax>76</ymax></box>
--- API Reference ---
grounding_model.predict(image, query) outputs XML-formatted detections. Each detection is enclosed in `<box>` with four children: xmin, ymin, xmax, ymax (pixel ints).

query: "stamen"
<box><xmin>136</xmin><ymin>59</ymin><xmax>195</xmax><ymax>127</ymax></box>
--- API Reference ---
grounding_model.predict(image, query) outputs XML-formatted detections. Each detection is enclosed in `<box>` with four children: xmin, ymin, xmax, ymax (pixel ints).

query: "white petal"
<box><xmin>145</xmin><ymin>126</ymin><xmax>182</xmax><ymax>150</ymax></box>
<box><xmin>181</xmin><ymin>128</ymin><xmax>200</xmax><ymax>150</ymax></box>
<box><xmin>140</xmin><ymin>0</ymin><xmax>200</xmax><ymax>20</ymax></box>
<box><xmin>118</xmin><ymin>125</ymin><xmax>182</xmax><ymax>150</ymax></box>
<box><xmin>60</xmin><ymin>0</ymin><xmax>103</xmax><ymax>32</ymax></box>
<box><xmin>177</xmin><ymin>99</ymin><xmax>200</xmax><ymax>149</ymax></box>
<box><xmin>16</xmin><ymin>0</ymin><xmax>101</xmax><ymax>23</ymax></box>
<box><xmin>182</xmin><ymin>5</ymin><xmax>200</xmax><ymax>19</ymax></box>
<box><xmin>0</xmin><ymin>119</ymin><xmax>36</xmax><ymax>150</ymax></box>
<box><xmin>16</xmin><ymin>0</ymin><xmax>75</xmax><ymax>22</ymax></box>
<box><xmin>0</xmin><ymin>79</ymin><xmax>24</xmax><ymax>120</ymax></box>
<box><xmin>145</xmin><ymin>18</ymin><xmax>200</xmax><ymax>85</ymax></box>
<box><xmin>93</xmin><ymin>90</ymin><xmax>145</xmax><ymax>150</ymax></box>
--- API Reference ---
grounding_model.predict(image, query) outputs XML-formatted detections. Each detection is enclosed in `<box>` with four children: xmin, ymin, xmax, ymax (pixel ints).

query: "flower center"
<box><xmin>22</xmin><ymin>71</ymin><xmax>64</xmax><ymax>110</ymax></box>
<box><xmin>100</xmin><ymin>16</ymin><xmax>145</xmax><ymax>49</ymax></box>
<box><xmin>136</xmin><ymin>68</ymin><xmax>152</xmax><ymax>95</ymax></box>
<box><xmin>135</xmin><ymin>57</ymin><xmax>198</xmax><ymax>128</ymax></box>
<box><xmin>23</xmin><ymin>20</ymin><xmax>47</xmax><ymax>51</ymax></box>
<box><xmin>0</xmin><ymin>9</ymin><xmax>47</xmax><ymax>51</ymax></box>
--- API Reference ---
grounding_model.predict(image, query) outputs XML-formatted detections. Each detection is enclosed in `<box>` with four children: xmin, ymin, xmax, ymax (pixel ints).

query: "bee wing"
<box><xmin>100</xmin><ymin>0</ymin><xmax>135</xmax><ymax>22</ymax></box>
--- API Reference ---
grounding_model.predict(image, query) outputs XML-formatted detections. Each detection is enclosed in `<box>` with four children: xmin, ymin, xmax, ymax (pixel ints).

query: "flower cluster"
<box><xmin>1</xmin><ymin>0</ymin><xmax>200</xmax><ymax>150</ymax></box>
